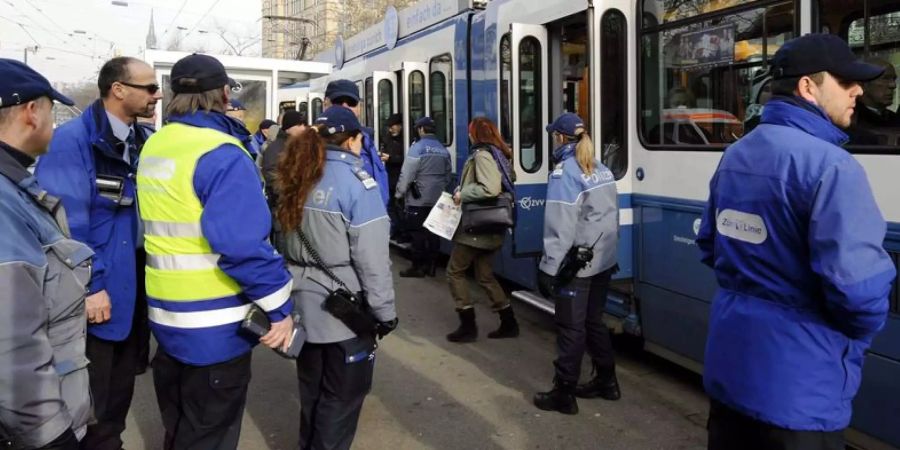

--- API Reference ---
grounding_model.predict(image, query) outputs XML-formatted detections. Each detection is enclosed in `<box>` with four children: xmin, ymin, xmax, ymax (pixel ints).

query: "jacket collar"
<box><xmin>81</xmin><ymin>100</ymin><xmax>152</xmax><ymax>162</ymax></box>
<box><xmin>760</xmin><ymin>96</ymin><xmax>849</xmax><ymax>146</ymax></box>
<box><xmin>552</xmin><ymin>143</ymin><xmax>577</xmax><ymax>164</ymax></box>
<box><xmin>326</xmin><ymin>146</ymin><xmax>362</xmax><ymax>166</ymax></box>
<box><xmin>0</xmin><ymin>140</ymin><xmax>32</xmax><ymax>184</ymax></box>
<box><xmin>167</xmin><ymin>110</ymin><xmax>253</xmax><ymax>148</ymax></box>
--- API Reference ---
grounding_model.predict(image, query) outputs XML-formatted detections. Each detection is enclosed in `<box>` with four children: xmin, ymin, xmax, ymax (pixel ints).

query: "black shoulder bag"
<box><xmin>296</xmin><ymin>230</ymin><xmax>378</xmax><ymax>337</ymax></box>
<box><xmin>459</xmin><ymin>147</ymin><xmax>516</xmax><ymax>234</ymax></box>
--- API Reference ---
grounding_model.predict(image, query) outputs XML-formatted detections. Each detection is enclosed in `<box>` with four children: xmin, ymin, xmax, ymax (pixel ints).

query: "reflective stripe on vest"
<box><xmin>137</xmin><ymin>122</ymin><xmax>250</xmax><ymax>304</ymax></box>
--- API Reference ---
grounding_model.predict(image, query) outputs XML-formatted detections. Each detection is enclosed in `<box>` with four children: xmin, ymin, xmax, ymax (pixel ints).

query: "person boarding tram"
<box><xmin>533</xmin><ymin>113</ymin><xmax>621</xmax><ymax>415</ymax></box>
<box><xmin>272</xmin><ymin>105</ymin><xmax>398</xmax><ymax>450</ymax></box>
<box><xmin>697</xmin><ymin>34</ymin><xmax>895</xmax><ymax>450</ymax></box>
<box><xmin>0</xmin><ymin>59</ymin><xmax>93</xmax><ymax>450</ymax></box>
<box><xmin>395</xmin><ymin>116</ymin><xmax>452</xmax><ymax>277</ymax></box>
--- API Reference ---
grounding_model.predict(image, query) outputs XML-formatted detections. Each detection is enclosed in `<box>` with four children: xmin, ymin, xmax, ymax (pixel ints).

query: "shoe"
<box><xmin>426</xmin><ymin>260</ymin><xmax>437</xmax><ymax>277</ymax></box>
<box><xmin>400</xmin><ymin>265</ymin><xmax>427</xmax><ymax>278</ymax></box>
<box><xmin>533</xmin><ymin>379</ymin><xmax>578</xmax><ymax>415</ymax></box>
<box><xmin>446</xmin><ymin>308</ymin><xmax>478</xmax><ymax>342</ymax></box>
<box><xmin>575</xmin><ymin>363</ymin><xmax>621</xmax><ymax>400</ymax></box>
<box><xmin>487</xmin><ymin>306</ymin><xmax>519</xmax><ymax>339</ymax></box>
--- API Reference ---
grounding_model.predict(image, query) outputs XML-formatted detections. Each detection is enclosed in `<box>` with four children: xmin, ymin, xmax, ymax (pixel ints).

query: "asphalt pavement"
<box><xmin>123</xmin><ymin>251</ymin><xmax>709</xmax><ymax>449</ymax></box>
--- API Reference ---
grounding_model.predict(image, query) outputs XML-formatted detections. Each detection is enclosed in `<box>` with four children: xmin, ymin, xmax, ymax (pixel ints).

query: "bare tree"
<box><xmin>211</xmin><ymin>19</ymin><xmax>262</xmax><ymax>56</ymax></box>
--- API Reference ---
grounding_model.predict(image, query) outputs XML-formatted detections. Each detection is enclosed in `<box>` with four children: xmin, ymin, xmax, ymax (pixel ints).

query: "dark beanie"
<box><xmin>282</xmin><ymin>110</ymin><xmax>306</xmax><ymax>130</ymax></box>
<box><xmin>386</xmin><ymin>113</ymin><xmax>402</xmax><ymax>127</ymax></box>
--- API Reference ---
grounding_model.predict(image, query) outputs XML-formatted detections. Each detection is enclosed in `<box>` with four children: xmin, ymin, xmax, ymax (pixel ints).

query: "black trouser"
<box><xmin>552</xmin><ymin>269</ymin><xmax>616</xmax><ymax>384</ymax></box>
<box><xmin>707</xmin><ymin>400</ymin><xmax>844</xmax><ymax>450</ymax></box>
<box><xmin>152</xmin><ymin>350</ymin><xmax>252</xmax><ymax>450</ymax></box>
<box><xmin>80</xmin><ymin>312</ymin><xmax>142</xmax><ymax>449</ymax></box>
<box><xmin>297</xmin><ymin>335</ymin><xmax>376</xmax><ymax>450</ymax></box>
<box><xmin>135</xmin><ymin>249</ymin><xmax>150</xmax><ymax>372</ymax></box>
<box><xmin>405</xmin><ymin>206</ymin><xmax>439</xmax><ymax>266</ymax></box>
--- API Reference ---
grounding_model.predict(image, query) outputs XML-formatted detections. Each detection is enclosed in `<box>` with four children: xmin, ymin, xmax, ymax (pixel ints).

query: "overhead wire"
<box><xmin>172</xmin><ymin>0</ymin><xmax>222</xmax><ymax>48</ymax></box>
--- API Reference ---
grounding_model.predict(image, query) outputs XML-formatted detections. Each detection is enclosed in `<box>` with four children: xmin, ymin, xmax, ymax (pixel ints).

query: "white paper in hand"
<box><xmin>424</xmin><ymin>192</ymin><xmax>462</xmax><ymax>240</ymax></box>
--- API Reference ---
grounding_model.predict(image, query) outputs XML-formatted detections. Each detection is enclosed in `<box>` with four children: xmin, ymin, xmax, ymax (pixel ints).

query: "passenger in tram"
<box><xmin>273</xmin><ymin>105</ymin><xmax>397</xmax><ymax>450</ymax></box>
<box><xmin>136</xmin><ymin>54</ymin><xmax>294</xmax><ymax>450</ymax></box>
<box><xmin>533</xmin><ymin>113</ymin><xmax>620</xmax><ymax>416</ymax></box>
<box><xmin>380</xmin><ymin>113</ymin><xmax>405</xmax><ymax>240</ymax></box>
<box><xmin>262</xmin><ymin>110</ymin><xmax>308</xmax><ymax>208</ymax></box>
<box><xmin>324</xmin><ymin>79</ymin><xmax>390</xmax><ymax>206</ymax></box>
<box><xmin>697</xmin><ymin>34</ymin><xmax>895</xmax><ymax>450</ymax></box>
<box><xmin>666</xmin><ymin>86</ymin><xmax>697</xmax><ymax>109</ymax></box>
<box><xmin>743</xmin><ymin>71</ymin><xmax>773</xmax><ymax>133</ymax></box>
<box><xmin>35</xmin><ymin>56</ymin><xmax>161</xmax><ymax>450</ymax></box>
<box><xmin>0</xmin><ymin>58</ymin><xmax>92</xmax><ymax>450</ymax></box>
<box><xmin>848</xmin><ymin>57</ymin><xmax>900</xmax><ymax>145</ymax></box>
<box><xmin>254</xmin><ymin>118</ymin><xmax>277</xmax><ymax>152</ymax></box>
<box><xmin>395</xmin><ymin>116</ymin><xmax>452</xmax><ymax>278</ymax></box>
<box><xmin>446</xmin><ymin>117</ymin><xmax>519</xmax><ymax>342</ymax></box>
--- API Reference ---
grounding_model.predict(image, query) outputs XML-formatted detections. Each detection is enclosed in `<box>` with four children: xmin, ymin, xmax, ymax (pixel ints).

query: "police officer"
<box><xmin>35</xmin><ymin>56</ymin><xmax>160</xmax><ymax>450</ymax></box>
<box><xmin>272</xmin><ymin>106</ymin><xmax>397</xmax><ymax>450</ymax></box>
<box><xmin>324</xmin><ymin>79</ymin><xmax>390</xmax><ymax>207</ymax></box>
<box><xmin>697</xmin><ymin>34</ymin><xmax>895</xmax><ymax>450</ymax></box>
<box><xmin>396</xmin><ymin>116</ymin><xmax>452</xmax><ymax>277</ymax></box>
<box><xmin>136</xmin><ymin>54</ymin><xmax>294</xmax><ymax>450</ymax></box>
<box><xmin>0</xmin><ymin>59</ymin><xmax>93</xmax><ymax>450</ymax></box>
<box><xmin>534</xmin><ymin>113</ymin><xmax>620</xmax><ymax>415</ymax></box>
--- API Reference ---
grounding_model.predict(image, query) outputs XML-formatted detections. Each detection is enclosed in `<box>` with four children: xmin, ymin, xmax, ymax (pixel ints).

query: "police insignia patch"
<box><xmin>354</xmin><ymin>168</ymin><xmax>378</xmax><ymax>190</ymax></box>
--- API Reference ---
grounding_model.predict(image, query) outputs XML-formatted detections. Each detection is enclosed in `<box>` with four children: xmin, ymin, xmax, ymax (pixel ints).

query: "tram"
<box><xmin>287</xmin><ymin>0</ymin><xmax>900</xmax><ymax>447</ymax></box>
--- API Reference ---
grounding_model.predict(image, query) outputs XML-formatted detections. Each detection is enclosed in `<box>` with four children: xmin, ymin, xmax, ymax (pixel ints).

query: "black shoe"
<box><xmin>533</xmin><ymin>379</ymin><xmax>578</xmax><ymax>415</ymax></box>
<box><xmin>400</xmin><ymin>265</ymin><xmax>427</xmax><ymax>278</ymax></box>
<box><xmin>426</xmin><ymin>260</ymin><xmax>437</xmax><ymax>277</ymax></box>
<box><xmin>575</xmin><ymin>364</ymin><xmax>621</xmax><ymax>400</ymax></box>
<box><xmin>487</xmin><ymin>306</ymin><xmax>519</xmax><ymax>339</ymax></box>
<box><xmin>446</xmin><ymin>308</ymin><xmax>477</xmax><ymax>342</ymax></box>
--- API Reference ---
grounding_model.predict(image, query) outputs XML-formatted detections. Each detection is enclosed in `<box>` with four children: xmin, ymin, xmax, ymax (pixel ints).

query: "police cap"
<box><xmin>170</xmin><ymin>53</ymin><xmax>234</xmax><ymax>94</ymax></box>
<box><xmin>315</xmin><ymin>106</ymin><xmax>362</xmax><ymax>135</ymax></box>
<box><xmin>324</xmin><ymin>79</ymin><xmax>360</xmax><ymax>103</ymax></box>
<box><xmin>0</xmin><ymin>58</ymin><xmax>74</xmax><ymax>108</ymax></box>
<box><xmin>546</xmin><ymin>112</ymin><xmax>585</xmax><ymax>137</ymax></box>
<box><xmin>772</xmin><ymin>34</ymin><xmax>884</xmax><ymax>82</ymax></box>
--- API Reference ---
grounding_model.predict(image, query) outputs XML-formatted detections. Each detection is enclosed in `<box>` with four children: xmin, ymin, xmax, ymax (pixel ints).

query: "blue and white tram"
<box><xmin>303</xmin><ymin>0</ymin><xmax>900</xmax><ymax>447</ymax></box>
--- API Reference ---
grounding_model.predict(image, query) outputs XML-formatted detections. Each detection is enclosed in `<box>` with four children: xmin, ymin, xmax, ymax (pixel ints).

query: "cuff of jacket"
<box><xmin>539</xmin><ymin>260</ymin><xmax>560</xmax><ymax>276</ymax></box>
<box><xmin>88</xmin><ymin>275</ymin><xmax>106</xmax><ymax>295</ymax></box>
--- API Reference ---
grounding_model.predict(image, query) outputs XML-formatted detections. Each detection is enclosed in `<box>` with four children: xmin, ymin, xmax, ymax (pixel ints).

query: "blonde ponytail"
<box><xmin>574</xmin><ymin>128</ymin><xmax>595</xmax><ymax>175</ymax></box>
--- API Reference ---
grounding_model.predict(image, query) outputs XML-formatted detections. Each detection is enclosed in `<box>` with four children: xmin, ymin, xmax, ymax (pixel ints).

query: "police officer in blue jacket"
<box><xmin>0</xmin><ymin>58</ymin><xmax>93</xmax><ymax>450</ymax></box>
<box><xmin>396</xmin><ymin>116</ymin><xmax>452</xmax><ymax>277</ymax></box>
<box><xmin>272</xmin><ymin>106</ymin><xmax>397</xmax><ymax>450</ymax></box>
<box><xmin>324</xmin><ymin>79</ymin><xmax>390</xmax><ymax>207</ymax></box>
<box><xmin>533</xmin><ymin>113</ymin><xmax>620</xmax><ymax>415</ymax></box>
<box><xmin>35</xmin><ymin>56</ymin><xmax>161</xmax><ymax>450</ymax></box>
<box><xmin>697</xmin><ymin>34</ymin><xmax>896</xmax><ymax>450</ymax></box>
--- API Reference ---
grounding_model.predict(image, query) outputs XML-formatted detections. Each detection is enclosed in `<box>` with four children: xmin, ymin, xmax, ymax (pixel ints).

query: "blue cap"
<box><xmin>171</xmin><ymin>54</ymin><xmax>231</xmax><ymax>94</ymax></box>
<box><xmin>546</xmin><ymin>112</ymin><xmax>585</xmax><ymax>136</ymax></box>
<box><xmin>228</xmin><ymin>98</ymin><xmax>246</xmax><ymax>111</ymax></box>
<box><xmin>315</xmin><ymin>106</ymin><xmax>362</xmax><ymax>134</ymax></box>
<box><xmin>414</xmin><ymin>116</ymin><xmax>435</xmax><ymax>129</ymax></box>
<box><xmin>324</xmin><ymin>79</ymin><xmax>360</xmax><ymax>103</ymax></box>
<box><xmin>0</xmin><ymin>58</ymin><xmax>74</xmax><ymax>107</ymax></box>
<box><xmin>772</xmin><ymin>34</ymin><xmax>884</xmax><ymax>82</ymax></box>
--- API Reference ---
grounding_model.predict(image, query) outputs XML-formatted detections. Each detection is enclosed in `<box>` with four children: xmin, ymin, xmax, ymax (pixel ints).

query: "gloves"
<box><xmin>376</xmin><ymin>318</ymin><xmax>399</xmax><ymax>339</ymax></box>
<box><xmin>537</xmin><ymin>271</ymin><xmax>557</xmax><ymax>299</ymax></box>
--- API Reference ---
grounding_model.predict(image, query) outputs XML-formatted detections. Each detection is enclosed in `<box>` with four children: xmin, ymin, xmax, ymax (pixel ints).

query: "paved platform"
<box><xmin>123</xmin><ymin>252</ymin><xmax>709</xmax><ymax>449</ymax></box>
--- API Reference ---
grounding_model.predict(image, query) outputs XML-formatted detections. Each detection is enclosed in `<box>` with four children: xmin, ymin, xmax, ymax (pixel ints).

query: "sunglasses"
<box><xmin>118</xmin><ymin>81</ymin><xmax>160</xmax><ymax>95</ymax></box>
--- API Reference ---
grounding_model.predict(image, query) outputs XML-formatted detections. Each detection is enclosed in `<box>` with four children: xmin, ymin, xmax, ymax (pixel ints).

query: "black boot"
<box><xmin>575</xmin><ymin>363</ymin><xmax>621</xmax><ymax>400</ymax></box>
<box><xmin>400</xmin><ymin>265</ymin><xmax>427</xmax><ymax>278</ymax></box>
<box><xmin>446</xmin><ymin>308</ymin><xmax>477</xmax><ymax>342</ymax></box>
<box><xmin>487</xmin><ymin>306</ymin><xmax>519</xmax><ymax>339</ymax></box>
<box><xmin>533</xmin><ymin>378</ymin><xmax>578</xmax><ymax>415</ymax></box>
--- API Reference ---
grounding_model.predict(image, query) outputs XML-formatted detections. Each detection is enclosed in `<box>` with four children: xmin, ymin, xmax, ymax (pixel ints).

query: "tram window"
<box><xmin>377</xmin><ymin>79</ymin><xmax>394</xmax><ymax>137</ymax></box>
<box><xmin>639</xmin><ymin>1</ymin><xmax>796</xmax><ymax>149</ymax></box>
<box><xmin>519</xmin><ymin>36</ymin><xmax>543</xmax><ymax>173</ymax></box>
<box><xmin>601</xmin><ymin>9</ymin><xmax>629</xmax><ymax>180</ymax></box>
<box><xmin>311</xmin><ymin>98</ymin><xmax>323</xmax><ymax>121</ymax></box>
<box><xmin>430</xmin><ymin>53</ymin><xmax>454</xmax><ymax>146</ymax></box>
<box><xmin>408</xmin><ymin>70</ymin><xmax>426</xmax><ymax>138</ymax></box>
<box><xmin>365</xmin><ymin>77</ymin><xmax>374</xmax><ymax>128</ymax></box>
<box><xmin>299</xmin><ymin>101</ymin><xmax>308</xmax><ymax>116</ymax></box>
<box><xmin>356</xmin><ymin>80</ymin><xmax>365</xmax><ymax>126</ymax></box>
<box><xmin>643</xmin><ymin>0</ymin><xmax>759</xmax><ymax>25</ymax></box>
<box><xmin>279</xmin><ymin>101</ymin><xmax>296</xmax><ymax>115</ymax></box>
<box><xmin>821</xmin><ymin>2</ymin><xmax>900</xmax><ymax>151</ymax></box>
<box><xmin>500</xmin><ymin>33</ymin><xmax>513</xmax><ymax>146</ymax></box>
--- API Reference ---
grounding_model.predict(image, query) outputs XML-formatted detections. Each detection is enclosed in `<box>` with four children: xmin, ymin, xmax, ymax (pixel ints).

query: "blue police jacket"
<box><xmin>35</xmin><ymin>100</ymin><xmax>152</xmax><ymax>341</ymax></box>
<box><xmin>361</xmin><ymin>126</ymin><xmax>389</xmax><ymax>205</ymax></box>
<box><xmin>696</xmin><ymin>96</ymin><xmax>895</xmax><ymax>431</ymax></box>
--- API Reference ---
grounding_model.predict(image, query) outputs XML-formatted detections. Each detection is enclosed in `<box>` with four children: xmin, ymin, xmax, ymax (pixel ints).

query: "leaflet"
<box><xmin>424</xmin><ymin>192</ymin><xmax>462</xmax><ymax>241</ymax></box>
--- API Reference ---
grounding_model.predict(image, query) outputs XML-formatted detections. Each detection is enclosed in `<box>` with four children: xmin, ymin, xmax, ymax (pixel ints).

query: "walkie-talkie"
<box><xmin>555</xmin><ymin>233</ymin><xmax>604</xmax><ymax>287</ymax></box>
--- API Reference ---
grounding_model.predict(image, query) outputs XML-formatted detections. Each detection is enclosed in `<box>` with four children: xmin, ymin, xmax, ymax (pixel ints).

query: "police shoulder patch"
<box><xmin>551</xmin><ymin>163</ymin><xmax>564</xmax><ymax>178</ymax></box>
<box><xmin>353</xmin><ymin>167</ymin><xmax>378</xmax><ymax>190</ymax></box>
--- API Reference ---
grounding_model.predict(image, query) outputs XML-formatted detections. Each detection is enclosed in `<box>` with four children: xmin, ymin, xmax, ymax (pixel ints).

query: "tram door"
<box><xmin>399</xmin><ymin>61</ymin><xmax>430</xmax><ymax>155</ymax></box>
<box><xmin>371</xmin><ymin>71</ymin><xmax>398</xmax><ymax>146</ymax></box>
<box><xmin>309</xmin><ymin>92</ymin><xmax>324</xmax><ymax>122</ymax></box>
<box><xmin>509</xmin><ymin>23</ymin><xmax>549</xmax><ymax>256</ymax></box>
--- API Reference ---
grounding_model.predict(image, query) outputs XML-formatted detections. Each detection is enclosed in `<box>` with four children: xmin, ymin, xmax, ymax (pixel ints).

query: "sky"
<box><xmin>0</xmin><ymin>0</ymin><xmax>263</xmax><ymax>84</ymax></box>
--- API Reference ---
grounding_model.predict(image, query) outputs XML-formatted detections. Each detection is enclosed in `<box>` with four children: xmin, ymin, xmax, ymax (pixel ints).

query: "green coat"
<box><xmin>453</xmin><ymin>146</ymin><xmax>515</xmax><ymax>250</ymax></box>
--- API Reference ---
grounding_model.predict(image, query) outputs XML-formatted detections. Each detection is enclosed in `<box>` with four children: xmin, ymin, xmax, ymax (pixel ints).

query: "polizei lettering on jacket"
<box><xmin>716</xmin><ymin>208</ymin><xmax>767</xmax><ymax>244</ymax></box>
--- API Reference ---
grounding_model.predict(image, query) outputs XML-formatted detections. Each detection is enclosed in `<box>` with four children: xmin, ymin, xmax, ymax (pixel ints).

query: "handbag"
<box><xmin>296</xmin><ymin>230</ymin><xmax>378</xmax><ymax>337</ymax></box>
<box><xmin>459</xmin><ymin>146</ymin><xmax>516</xmax><ymax>234</ymax></box>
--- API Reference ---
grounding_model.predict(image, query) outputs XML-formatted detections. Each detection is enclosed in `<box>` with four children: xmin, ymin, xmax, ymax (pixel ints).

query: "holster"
<box><xmin>323</xmin><ymin>288</ymin><xmax>377</xmax><ymax>337</ymax></box>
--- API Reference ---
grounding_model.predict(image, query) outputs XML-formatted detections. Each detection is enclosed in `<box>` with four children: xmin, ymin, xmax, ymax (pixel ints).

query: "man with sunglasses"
<box><xmin>35</xmin><ymin>56</ymin><xmax>161</xmax><ymax>450</ymax></box>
